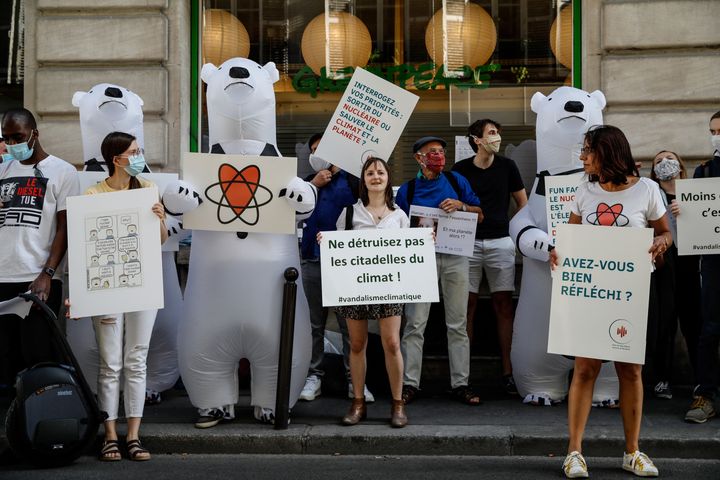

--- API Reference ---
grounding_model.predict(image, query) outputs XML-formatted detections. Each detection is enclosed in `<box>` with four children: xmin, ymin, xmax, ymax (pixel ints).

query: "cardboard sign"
<box><xmin>548</xmin><ymin>223</ymin><xmax>653</xmax><ymax>364</ymax></box>
<box><xmin>320</xmin><ymin>228</ymin><xmax>438</xmax><ymax>307</ymax></box>
<box><xmin>67</xmin><ymin>187</ymin><xmax>164</xmax><ymax>318</ymax></box>
<box><xmin>455</xmin><ymin>136</ymin><xmax>475</xmax><ymax>163</ymax></box>
<box><xmin>409</xmin><ymin>205</ymin><xmax>477</xmax><ymax>257</ymax></box>
<box><xmin>545</xmin><ymin>173</ymin><xmax>584</xmax><ymax>245</ymax></box>
<box><xmin>313</xmin><ymin>67</ymin><xmax>419</xmax><ymax>177</ymax></box>
<box><xmin>675</xmin><ymin>177</ymin><xmax>720</xmax><ymax>255</ymax></box>
<box><xmin>181</xmin><ymin>152</ymin><xmax>297</xmax><ymax>234</ymax></box>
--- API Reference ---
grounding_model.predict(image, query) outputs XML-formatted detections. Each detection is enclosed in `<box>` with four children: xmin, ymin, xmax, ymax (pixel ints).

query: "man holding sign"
<box><xmin>395</xmin><ymin>136</ymin><xmax>484</xmax><ymax>406</ymax></box>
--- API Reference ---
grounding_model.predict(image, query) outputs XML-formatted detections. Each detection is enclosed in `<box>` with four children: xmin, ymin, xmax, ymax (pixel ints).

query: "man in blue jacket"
<box><xmin>395</xmin><ymin>136</ymin><xmax>484</xmax><ymax>405</ymax></box>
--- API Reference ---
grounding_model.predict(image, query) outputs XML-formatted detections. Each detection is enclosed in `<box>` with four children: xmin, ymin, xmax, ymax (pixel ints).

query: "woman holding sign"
<box><xmin>551</xmin><ymin>125</ymin><xmax>671</xmax><ymax>478</ymax></box>
<box><xmin>80</xmin><ymin>132</ymin><xmax>167</xmax><ymax>461</ymax></box>
<box><xmin>331</xmin><ymin>157</ymin><xmax>410</xmax><ymax>428</ymax></box>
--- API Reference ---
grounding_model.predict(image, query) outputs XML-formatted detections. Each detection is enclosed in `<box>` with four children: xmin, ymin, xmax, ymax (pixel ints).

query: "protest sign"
<box><xmin>548</xmin><ymin>223</ymin><xmax>653</xmax><ymax>364</ymax></box>
<box><xmin>320</xmin><ymin>228</ymin><xmax>438</xmax><ymax>307</ymax></box>
<box><xmin>313</xmin><ymin>67</ymin><xmax>419</xmax><ymax>178</ymax></box>
<box><xmin>79</xmin><ymin>172</ymin><xmax>181</xmax><ymax>251</ymax></box>
<box><xmin>454</xmin><ymin>136</ymin><xmax>475</xmax><ymax>163</ymax></box>
<box><xmin>409</xmin><ymin>205</ymin><xmax>477</xmax><ymax>256</ymax></box>
<box><xmin>181</xmin><ymin>152</ymin><xmax>297</xmax><ymax>234</ymax></box>
<box><xmin>675</xmin><ymin>178</ymin><xmax>720</xmax><ymax>255</ymax></box>
<box><xmin>545</xmin><ymin>173</ymin><xmax>583</xmax><ymax>245</ymax></box>
<box><xmin>67</xmin><ymin>187</ymin><xmax>164</xmax><ymax>318</ymax></box>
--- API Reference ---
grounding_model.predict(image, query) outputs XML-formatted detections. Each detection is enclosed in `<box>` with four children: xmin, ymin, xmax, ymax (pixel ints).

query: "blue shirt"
<box><xmin>395</xmin><ymin>171</ymin><xmax>481</xmax><ymax>216</ymax></box>
<box><xmin>300</xmin><ymin>170</ymin><xmax>358</xmax><ymax>260</ymax></box>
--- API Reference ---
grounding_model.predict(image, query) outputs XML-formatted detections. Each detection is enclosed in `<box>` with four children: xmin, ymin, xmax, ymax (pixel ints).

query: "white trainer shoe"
<box><xmin>563</xmin><ymin>451</ymin><xmax>589</xmax><ymax>478</ymax></box>
<box><xmin>299</xmin><ymin>375</ymin><xmax>321</xmax><ymax>401</ymax></box>
<box><xmin>348</xmin><ymin>382</ymin><xmax>375</xmax><ymax>403</ymax></box>
<box><xmin>622</xmin><ymin>451</ymin><xmax>658</xmax><ymax>477</ymax></box>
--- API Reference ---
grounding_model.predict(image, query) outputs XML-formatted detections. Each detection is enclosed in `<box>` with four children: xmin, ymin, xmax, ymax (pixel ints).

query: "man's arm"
<box><xmin>511</xmin><ymin>188</ymin><xmax>528</xmax><ymax>211</ymax></box>
<box><xmin>28</xmin><ymin>210</ymin><xmax>68</xmax><ymax>302</ymax></box>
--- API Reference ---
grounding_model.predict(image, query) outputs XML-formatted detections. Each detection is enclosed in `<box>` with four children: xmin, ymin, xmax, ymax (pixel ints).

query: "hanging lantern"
<box><xmin>550</xmin><ymin>6</ymin><xmax>573</xmax><ymax>69</ymax></box>
<box><xmin>425</xmin><ymin>2</ymin><xmax>497</xmax><ymax>75</ymax></box>
<box><xmin>301</xmin><ymin>12</ymin><xmax>372</xmax><ymax>77</ymax></box>
<box><xmin>202</xmin><ymin>9</ymin><xmax>251</xmax><ymax>66</ymax></box>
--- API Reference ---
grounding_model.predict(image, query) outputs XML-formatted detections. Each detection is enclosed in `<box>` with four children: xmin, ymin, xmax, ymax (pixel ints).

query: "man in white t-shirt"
<box><xmin>0</xmin><ymin>108</ymin><xmax>80</xmax><ymax>388</ymax></box>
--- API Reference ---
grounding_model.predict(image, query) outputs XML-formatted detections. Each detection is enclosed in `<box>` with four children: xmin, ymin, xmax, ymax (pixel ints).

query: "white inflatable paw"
<box><xmin>162</xmin><ymin>180</ymin><xmax>203</xmax><ymax>215</ymax></box>
<box><xmin>280</xmin><ymin>177</ymin><xmax>316</xmax><ymax>219</ymax></box>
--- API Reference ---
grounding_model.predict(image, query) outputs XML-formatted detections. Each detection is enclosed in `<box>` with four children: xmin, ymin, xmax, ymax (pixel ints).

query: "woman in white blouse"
<box><xmin>332</xmin><ymin>157</ymin><xmax>410</xmax><ymax>428</ymax></box>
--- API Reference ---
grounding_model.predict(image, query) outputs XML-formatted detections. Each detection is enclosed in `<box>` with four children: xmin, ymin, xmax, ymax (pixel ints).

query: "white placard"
<box><xmin>181</xmin><ymin>152</ymin><xmax>296</xmax><ymax>234</ymax></box>
<box><xmin>78</xmin><ymin>172</ymin><xmax>181</xmax><ymax>251</ymax></box>
<box><xmin>545</xmin><ymin>173</ymin><xmax>584</xmax><ymax>245</ymax></box>
<box><xmin>320</xmin><ymin>228</ymin><xmax>439</xmax><ymax>307</ymax></box>
<box><xmin>409</xmin><ymin>205</ymin><xmax>477</xmax><ymax>257</ymax></box>
<box><xmin>313</xmin><ymin>67</ymin><xmax>419</xmax><ymax>178</ymax></box>
<box><xmin>675</xmin><ymin>178</ymin><xmax>720</xmax><ymax>255</ymax></box>
<box><xmin>455</xmin><ymin>136</ymin><xmax>475</xmax><ymax>163</ymax></box>
<box><xmin>67</xmin><ymin>188</ymin><xmax>164</xmax><ymax>318</ymax></box>
<box><xmin>548</xmin><ymin>223</ymin><xmax>653</xmax><ymax>364</ymax></box>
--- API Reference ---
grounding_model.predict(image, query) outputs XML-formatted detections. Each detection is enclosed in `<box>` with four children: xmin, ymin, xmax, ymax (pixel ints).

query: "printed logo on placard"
<box><xmin>609</xmin><ymin>319</ymin><xmax>633</xmax><ymax>345</ymax></box>
<box><xmin>205</xmin><ymin>163</ymin><xmax>273</xmax><ymax>226</ymax></box>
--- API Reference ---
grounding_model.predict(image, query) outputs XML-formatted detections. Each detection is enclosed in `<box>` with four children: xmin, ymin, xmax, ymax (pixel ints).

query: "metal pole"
<box><xmin>274</xmin><ymin>267</ymin><xmax>298</xmax><ymax>429</ymax></box>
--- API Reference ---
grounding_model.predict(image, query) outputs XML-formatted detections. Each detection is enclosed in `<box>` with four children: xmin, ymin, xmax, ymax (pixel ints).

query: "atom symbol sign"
<box><xmin>204</xmin><ymin>163</ymin><xmax>273</xmax><ymax>226</ymax></box>
<box><xmin>586</xmin><ymin>202</ymin><xmax>629</xmax><ymax>227</ymax></box>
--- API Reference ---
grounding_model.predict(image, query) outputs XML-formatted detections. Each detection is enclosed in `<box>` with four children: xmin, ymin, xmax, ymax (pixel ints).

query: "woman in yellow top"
<box><xmin>84</xmin><ymin>131</ymin><xmax>167</xmax><ymax>461</ymax></box>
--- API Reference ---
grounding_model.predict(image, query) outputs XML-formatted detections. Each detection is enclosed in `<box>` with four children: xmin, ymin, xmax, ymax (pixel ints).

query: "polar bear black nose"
<box><xmin>229</xmin><ymin>67</ymin><xmax>250</xmax><ymax>79</ymax></box>
<box><xmin>564</xmin><ymin>101</ymin><xmax>584</xmax><ymax>113</ymax></box>
<box><xmin>104</xmin><ymin>87</ymin><xmax>123</xmax><ymax>98</ymax></box>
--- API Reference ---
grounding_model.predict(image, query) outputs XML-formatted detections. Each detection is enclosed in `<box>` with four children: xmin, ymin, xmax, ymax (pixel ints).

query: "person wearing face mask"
<box><xmin>684</xmin><ymin>110</ymin><xmax>720</xmax><ymax>424</ymax></box>
<box><xmin>298</xmin><ymin>133</ymin><xmax>376</xmax><ymax>404</ymax></box>
<box><xmin>646</xmin><ymin>151</ymin><xmax>701</xmax><ymax>402</ymax></box>
<box><xmin>453</xmin><ymin>119</ymin><xmax>527</xmax><ymax>396</ymax></box>
<box><xmin>80</xmin><ymin>131</ymin><xmax>167</xmax><ymax>461</ymax></box>
<box><xmin>0</xmin><ymin>108</ymin><xmax>80</xmax><ymax>400</ymax></box>
<box><xmin>395</xmin><ymin>136</ymin><xmax>484</xmax><ymax>406</ymax></box>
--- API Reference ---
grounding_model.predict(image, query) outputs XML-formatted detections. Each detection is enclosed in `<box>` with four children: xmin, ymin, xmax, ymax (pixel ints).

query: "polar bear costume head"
<box><xmin>530</xmin><ymin>86</ymin><xmax>605</xmax><ymax>175</ymax></box>
<box><xmin>72</xmin><ymin>83</ymin><xmax>145</xmax><ymax>168</ymax></box>
<box><xmin>201</xmin><ymin>57</ymin><xmax>280</xmax><ymax>149</ymax></box>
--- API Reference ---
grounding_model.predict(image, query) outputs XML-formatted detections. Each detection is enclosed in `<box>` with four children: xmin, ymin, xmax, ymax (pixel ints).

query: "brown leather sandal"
<box><xmin>401</xmin><ymin>385</ymin><xmax>419</xmax><ymax>405</ymax></box>
<box><xmin>126</xmin><ymin>439</ymin><xmax>151</xmax><ymax>461</ymax></box>
<box><xmin>450</xmin><ymin>385</ymin><xmax>482</xmax><ymax>406</ymax></box>
<box><xmin>99</xmin><ymin>439</ymin><xmax>121</xmax><ymax>462</ymax></box>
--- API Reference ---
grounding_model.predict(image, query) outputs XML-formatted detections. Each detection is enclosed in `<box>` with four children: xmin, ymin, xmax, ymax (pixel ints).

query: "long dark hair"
<box><xmin>650</xmin><ymin>150</ymin><xmax>687</xmax><ymax>183</ymax></box>
<box><xmin>101</xmin><ymin>131</ymin><xmax>141</xmax><ymax>189</ymax></box>
<box><xmin>359</xmin><ymin>157</ymin><xmax>395</xmax><ymax>210</ymax></box>
<box><xmin>584</xmin><ymin>125</ymin><xmax>638</xmax><ymax>185</ymax></box>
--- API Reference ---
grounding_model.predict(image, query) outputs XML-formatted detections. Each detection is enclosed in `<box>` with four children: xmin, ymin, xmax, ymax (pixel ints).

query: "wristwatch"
<box><xmin>42</xmin><ymin>266</ymin><xmax>56</xmax><ymax>277</ymax></box>
<box><xmin>461</xmin><ymin>203</ymin><xmax>467</xmax><ymax>212</ymax></box>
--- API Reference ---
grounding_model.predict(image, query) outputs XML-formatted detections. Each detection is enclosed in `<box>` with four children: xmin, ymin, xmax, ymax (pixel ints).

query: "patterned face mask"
<box><xmin>653</xmin><ymin>157</ymin><xmax>681</xmax><ymax>181</ymax></box>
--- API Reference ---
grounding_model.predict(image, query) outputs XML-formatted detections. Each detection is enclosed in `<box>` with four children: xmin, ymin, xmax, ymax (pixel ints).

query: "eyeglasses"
<box><xmin>116</xmin><ymin>148</ymin><xmax>144</xmax><ymax>158</ymax></box>
<box><xmin>580</xmin><ymin>147</ymin><xmax>593</xmax><ymax>155</ymax></box>
<box><xmin>417</xmin><ymin>148</ymin><xmax>446</xmax><ymax>157</ymax></box>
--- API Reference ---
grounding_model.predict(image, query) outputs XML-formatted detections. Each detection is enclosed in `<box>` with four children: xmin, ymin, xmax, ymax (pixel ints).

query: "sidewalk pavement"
<box><xmin>4</xmin><ymin>386</ymin><xmax>717</xmax><ymax>459</ymax></box>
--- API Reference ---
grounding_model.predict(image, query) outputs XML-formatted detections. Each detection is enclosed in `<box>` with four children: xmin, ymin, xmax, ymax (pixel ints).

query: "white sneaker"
<box><xmin>299</xmin><ymin>375</ymin><xmax>321</xmax><ymax>401</ymax></box>
<box><xmin>563</xmin><ymin>451</ymin><xmax>589</xmax><ymax>478</ymax></box>
<box><xmin>622</xmin><ymin>451</ymin><xmax>659</xmax><ymax>477</ymax></box>
<box><xmin>348</xmin><ymin>382</ymin><xmax>375</xmax><ymax>403</ymax></box>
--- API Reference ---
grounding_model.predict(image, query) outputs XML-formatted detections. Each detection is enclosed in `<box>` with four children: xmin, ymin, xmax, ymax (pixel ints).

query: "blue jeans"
<box><xmin>696</xmin><ymin>254</ymin><xmax>720</xmax><ymax>399</ymax></box>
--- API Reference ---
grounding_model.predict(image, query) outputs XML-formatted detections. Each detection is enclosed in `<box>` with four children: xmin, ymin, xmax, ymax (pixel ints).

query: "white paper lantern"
<box><xmin>301</xmin><ymin>12</ymin><xmax>372</xmax><ymax>76</ymax></box>
<box><xmin>550</xmin><ymin>6</ymin><xmax>573</xmax><ymax>69</ymax></box>
<box><xmin>203</xmin><ymin>9</ymin><xmax>251</xmax><ymax>66</ymax></box>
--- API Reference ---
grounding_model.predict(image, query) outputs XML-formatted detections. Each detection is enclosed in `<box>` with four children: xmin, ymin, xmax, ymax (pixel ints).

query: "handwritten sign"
<box><xmin>675</xmin><ymin>178</ymin><xmax>720</xmax><ymax>255</ymax></box>
<box><xmin>313</xmin><ymin>67</ymin><xmax>419</xmax><ymax>178</ymax></box>
<box><xmin>409</xmin><ymin>205</ymin><xmax>477</xmax><ymax>257</ymax></box>
<box><xmin>320</xmin><ymin>228</ymin><xmax>438</xmax><ymax>307</ymax></box>
<box><xmin>548</xmin><ymin>223</ymin><xmax>653</xmax><ymax>364</ymax></box>
<box><xmin>545</xmin><ymin>174</ymin><xmax>583</xmax><ymax>245</ymax></box>
<box><xmin>454</xmin><ymin>136</ymin><xmax>475</xmax><ymax>163</ymax></box>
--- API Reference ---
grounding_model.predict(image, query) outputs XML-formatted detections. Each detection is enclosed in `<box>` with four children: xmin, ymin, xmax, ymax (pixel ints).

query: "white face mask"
<box><xmin>481</xmin><ymin>134</ymin><xmax>502</xmax><ymax>154</ymax></box>
<box><xmin>309</xmin><ymin>153</ymin><xmax>331</xmax><ymax>172</ymax></box>
<box><xmin>653</xmin><ymin>157</ymin><xmax>681</xmax><ymax>181</ymax></box>
<box><xmin>711</xmin><ymin>134</ymin><xmax>720</xmax><ymax>154</ymax></box>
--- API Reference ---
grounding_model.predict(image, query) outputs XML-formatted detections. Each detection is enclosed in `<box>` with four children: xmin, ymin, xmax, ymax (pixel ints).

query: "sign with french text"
<box><xmin>320</xmin><ymin>228</ymin><xmax>438</xmax><ymax>307</ymax></box>
<box><xmin>675</xmin><ymin>178</ymin><xmax>720</xmax><ymax>255</ymax></box>
<box><xmin>67</xmin><ymin>187</ymin><xmax>164</xmax><ymax>318</ymax></box>
<box><xmin>545</xmin><ymin>173</ymin><xmax>584</xmax><ymax>245</ymax></box>
<box><xmin>409</xmin><ymin>205</ymin><xmax>477</xmax><ymax>257</ymax></box>
<box><xmin>313</xmin><ymin>67</ymin><xmax>419</xmax><ymax>178</ymax></box>
<box><xmin>548</xmin><ymin>223</ymin><xmax>653</xmax><ymax>364</ymax></box>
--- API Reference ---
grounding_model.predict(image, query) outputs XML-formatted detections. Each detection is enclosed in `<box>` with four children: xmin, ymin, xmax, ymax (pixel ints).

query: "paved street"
<box><xmin>2</xmin><ymin>454</ymin><xmax>719</xmax><ymax>479</ymax></box>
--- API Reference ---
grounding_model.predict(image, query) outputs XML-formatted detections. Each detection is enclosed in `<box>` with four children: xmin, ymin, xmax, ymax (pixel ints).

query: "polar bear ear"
<box><xmin>589</xmin><ymin>90</ymin><xmax>606</xmax><ymax>110</ymax></box>
<box><xmin>263</xmin><ymin>62</ymin><xmax>280</xmax><ymax>84</ymax></box>
<box><xmin>530</xmin><ymin>91</ymin><xmax>547</xmax><ymax>114</ymax></box>
<box><xmin>71</xmin><ymin>91</ymin><xmax>87</xmax><ymax>107</ymax></box>
<box><xmin>200</xmin><ymin>63</ymin><xmax>218</xmax><ymax>84</ymax></box>
<box><xmin>134</xmin><ymin>92</ymin><xmax>145</xmax><ymax>107</ymax></box>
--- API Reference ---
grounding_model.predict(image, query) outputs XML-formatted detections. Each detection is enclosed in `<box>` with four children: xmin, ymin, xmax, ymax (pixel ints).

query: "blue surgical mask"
<box><xmin>6</xmin><ymin>134</ymin><xmax>35</xmax><ymax>162</ymax></box>
<box><xmin>124</xmin><ymin>153</ymin><xmax>146</xmax><ymax>177</ymax></box>
<box><xmin>1</xmin><ymin>153</ymin><xmax>14</xmax><ymax>164</ymax></box>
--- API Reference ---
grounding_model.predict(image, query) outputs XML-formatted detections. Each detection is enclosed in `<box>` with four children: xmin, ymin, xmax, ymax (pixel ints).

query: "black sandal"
<box><xmin>126</xmin><ymin>439</ymin><xmax>151</xmax><ymax>461</ymax></box>
<box><xmin>401</xmin><ymin>385</ymin><xmax>419</xmax><ymax>405</ymax></box>
<box><xmin>99</xmin><ymin>439</ymin><xmax>121</xmax><ymax>462</ymax></box>
<box><xmin>450</xmin><ymin>385</ymin><xmax>482</xmax><ymax>406</ymax></box>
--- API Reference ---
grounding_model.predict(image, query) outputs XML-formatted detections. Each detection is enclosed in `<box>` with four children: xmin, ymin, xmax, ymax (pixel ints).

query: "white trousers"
<box><xmin>92</xmin><ymin>309</ymin><xmax>157</xmax><ymax>421</ymax></box>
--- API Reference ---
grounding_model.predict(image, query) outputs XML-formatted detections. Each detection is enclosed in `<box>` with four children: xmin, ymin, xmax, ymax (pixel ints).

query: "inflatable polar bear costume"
<box><xmin>163</xmin><ymin>57</ymin><xmax>314</xmax><ymax>423</ymax></box>
<box><xmin>67</xmin><ymin>83</ymin><xmax>186</xmax><ymax>398</ymax></box>
<box><xmin>509</xmin><ymin>86</ymin><xmax>619</xmax><ymax>406</ymax></box>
